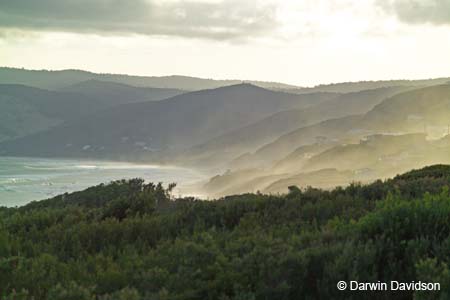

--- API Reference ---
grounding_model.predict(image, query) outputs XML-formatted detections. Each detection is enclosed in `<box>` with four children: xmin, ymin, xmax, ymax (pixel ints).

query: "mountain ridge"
<box><xmin>0</xmin><ymin>83</ymin><xmax>332</xmax><ymax>159</ymax></box>
<box><xmin>233</xmin><ymin>84</ymin><xmax>450</xmax><ymax>168</ymax></box>
<box><xmin>178</xmin><ymin>86</ymin><xmax>413</xmax><ymax>168</ymax></box>
<box><xmin>0</xmin><ymin>67</ymin><xmax>300</xmax><ymax>91</ymax></box>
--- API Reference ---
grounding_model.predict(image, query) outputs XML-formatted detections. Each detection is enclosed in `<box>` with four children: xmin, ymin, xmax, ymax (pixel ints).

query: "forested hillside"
<box><xmin>0</xmin><ymin>84</ymin><xmax>335</xmax><ymax>159</ymax></box>
<box><xmin>0</xmin><ymin>84</ymin><xmax>106</xmax><ymax>142</ymax></box>
<box><xmin>0</xmin><ymin>165</ymin><xmax>449</xmax><ymax>299</ymax></box>
<box><xmin>0</xmin><ymin>83</ymin><xmax>184</xmax><ymax>143</ymax></box>
<box><xmin>179</xmin><ymin>86</ymin><xmax>410</xmax><ymax>168</ymax></box>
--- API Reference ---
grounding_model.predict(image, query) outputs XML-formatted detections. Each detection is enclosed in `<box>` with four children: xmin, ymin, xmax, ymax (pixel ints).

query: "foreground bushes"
<box><xmin>0</xmin><ymin>166</ymin><xmax>449</xmax><ymax>299</ymax></box>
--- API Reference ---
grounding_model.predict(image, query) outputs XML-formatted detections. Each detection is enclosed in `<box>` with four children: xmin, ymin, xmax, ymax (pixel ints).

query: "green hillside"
<box><xmin>0</xmin><ymin>165</ymin><xmax>449</xmax><ymax>299</ymax></box>
<box><xmin>0</xmin><ymin>84</ymin><xmax>333</xmax><ymax>159</ymax></box>
<box><xmin>0</xmin><ymin>83</ymin><xmax>184</xmax><ymax>143</ymax></box>
<box><xmin>0</xmin><ymin>84</ymin><xmax>106</xmax><ymax>142</ymax></box>
<box><xmin>180</xmin><ymin>86</ymin><xmax>409</xmax><ymax>168</ymax></box>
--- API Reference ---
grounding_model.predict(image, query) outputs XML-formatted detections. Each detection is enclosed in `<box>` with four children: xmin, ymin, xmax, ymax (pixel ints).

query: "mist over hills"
<box><xmin>0</xmin><ymin>83</ymin><xmax>332</xmax><ymax>159</ymax></box>
<box><xmin>231</xmin><ymin>115</ymin><xmax>365</xmax><ymax>170</ymax></box>
<box><xmin>1</xmin><ymin>67</ymin><xmax>450</xmax><ymax>197</ymax></box>
<box><xmin>178</xmin><ymin>86</ymin><xmax>412</xmax><ymax>168</ymax></box>
<box><xmin>193</xmin><ymin>83</ymin><xmax>450</xmax><ymax>196</ymax></box>
<box><xmin>363</xmin><ymin>84</ymin><xmax>450</xmax><ymax>134</ymax></box>
<box><xmin>267</xmin><ymin>132</ymin><xmax>450</xmax><ymax>194</ymax></box>
<box><xmin>232</xmin><ymin>84</ymin><xmax>450</xmax><ymax>170</ymax></box>
<box><xmin>202</xmin><ymin>132</ymin><xmax>450</xmax><ymax>197</ymax></box>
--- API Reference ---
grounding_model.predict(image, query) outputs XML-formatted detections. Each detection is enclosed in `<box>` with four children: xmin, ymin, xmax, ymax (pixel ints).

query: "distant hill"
<box><xmin>0</xmin><ymin>67</ymin><xmax>299</xmax><ymax>91</ymax></box>
<box><xmin>202</xmin><ymin>133</ymin><xmax>450</xmax><ymax>196</ymax></box>
<box><xmin>263</xmin><ymin>134</ymin><xmax>450</xmax><ymax>194</ymax></box>
<box><xmin>0</xmin><ymin>84</ymin><xmax>106</xmax><ymax>142</ymax></box>
<box><xmin>288</xmin><ymin>78</ymin><xmax>450</xmax><ymax>94</ymax></box>
<box><xmin>230</xmin><ymin>115</ymin><xmax>364</xmax><ymax>170</ymax></box>
<box><xmin>363</xmin><ymin>83</ymin><xmax>450</xmax><ymax>134</ymax></box>
<box><xmin>272</xmin><ymin>142</ymin><xmax>339</xmax><ymax>174</ymax></box>
<box><xmin>200</xmin><ymin>84</ymin><xmax>450</xmax><ymax>196</ymax></box>
<box><xmin>232</xmin><ymin>84</ymin><xmax>450</xmax><ymax>169</ymax></box>
<box><xmin>0</xmin><ymin>82</ymin><xmax>187</xmax><ymax>143</ymax></box>
<box><xmin>60</xmin><ymin>80</ymin><xmax>185</xmax><ymax>105</ymax></box>
<box><xmin>178</xmin><ymin>86</ymin><xmax>412</xmax><ymax>168</ymax></box>
<box><xmin>0</xmin><ymin>84</ymin><xmax>331</xmax><ymax>159</ymax></box>
<box><xmin>301</xmin><ymin>133</ymin><xmax>429</xmax><ymax>173</ymax></box>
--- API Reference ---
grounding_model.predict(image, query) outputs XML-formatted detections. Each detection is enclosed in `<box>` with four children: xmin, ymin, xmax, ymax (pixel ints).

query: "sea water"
<box><xmin>0</xmin><ymin>156</ymin><xmax>203</xmax><ymax>207</ymax></box>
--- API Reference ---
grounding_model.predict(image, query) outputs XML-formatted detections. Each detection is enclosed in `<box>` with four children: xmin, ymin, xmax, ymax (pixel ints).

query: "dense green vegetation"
<box><xmin>1</xmin><ymin>165</ymin><xmax>449</xmax><ymax>299</ymax></box>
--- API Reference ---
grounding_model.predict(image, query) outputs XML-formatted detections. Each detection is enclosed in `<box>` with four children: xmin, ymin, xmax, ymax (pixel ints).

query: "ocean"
<box><xmin>0</xmin><ymin>156</ymin><xmax>203</xmax><ymax>207</ymax></box>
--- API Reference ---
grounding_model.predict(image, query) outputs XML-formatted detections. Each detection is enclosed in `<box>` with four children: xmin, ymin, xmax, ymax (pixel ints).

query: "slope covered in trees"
<box><xmin>0</xmin><ymin>84</ymin><xmax>106</xmax><ymax>142</ymax></box>
<box><xmin>179</xmin><ymin>86</ymin><xmax>410</xmax><ymax>168</ymax></box>
<box><xmin>0</xmin><ymin>83</ymin><xmax>185</xmax><ymax>143</ymax></box>
<box><xmin>0</xmin><ymin>165</ymin><xmax>449</xmax><ymax>299</ymax></box>
<box><xmin>0</xmin><ymin>84</ymin><xmax>335</xmax><ymax>159</ymax></box>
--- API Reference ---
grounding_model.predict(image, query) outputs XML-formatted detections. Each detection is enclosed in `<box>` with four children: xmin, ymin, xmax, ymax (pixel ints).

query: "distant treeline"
<box><xmin>0</xmin><ymin>165</ymin><xmax>449</xmax><ymax>299</ymax></box>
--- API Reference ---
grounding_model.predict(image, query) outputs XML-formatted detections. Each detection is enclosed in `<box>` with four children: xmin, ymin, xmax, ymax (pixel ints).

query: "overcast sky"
<box><xmin>1</xmin><ymin>0</ymin><xmax>450</xmax><ymax>86</ymax></box>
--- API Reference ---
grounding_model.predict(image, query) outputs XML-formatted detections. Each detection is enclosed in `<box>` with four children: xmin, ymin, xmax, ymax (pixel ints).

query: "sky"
<box><xmin>1</xmin><ymin>0</ymin><xmax>450</xmax><ymax>87</ymax></box>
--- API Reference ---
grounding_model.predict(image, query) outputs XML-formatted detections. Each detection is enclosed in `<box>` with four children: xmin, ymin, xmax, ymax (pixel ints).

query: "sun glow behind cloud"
<box><xmin>1</xmin><ymin>0</ymin><xmax>450</xmax><ymax>86</ymax></box>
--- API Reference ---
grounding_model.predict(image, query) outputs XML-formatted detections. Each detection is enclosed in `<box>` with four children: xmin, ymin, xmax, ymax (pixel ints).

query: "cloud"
<box><xmin>378</xmin><ymin>0</ymin><xmax>450</xmax><ymax>25</ymax></box>
<box><xmin>0</xmin><ymin>0</ymin><xmax>278</xmax><ymax>40</ymax></box>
